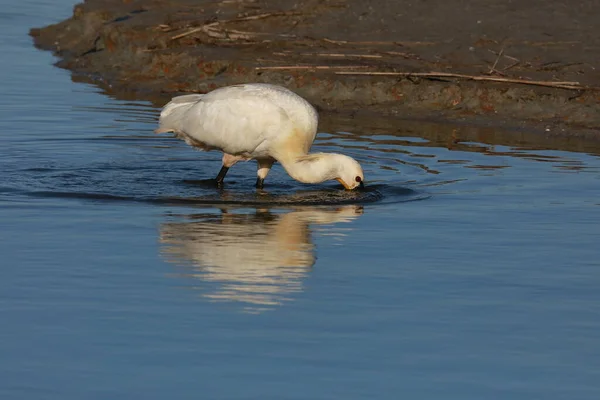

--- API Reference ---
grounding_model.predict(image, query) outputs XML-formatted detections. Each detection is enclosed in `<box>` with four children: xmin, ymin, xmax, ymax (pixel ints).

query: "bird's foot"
<box><xmin>215</xmin><ymin>165</ymin><xmax>229</xmax><ymax>186</ymax></box>
<box><xmin>255</xmin><ymin>177</ymin><xmax>265</xmax><ymax>189</ymax></box>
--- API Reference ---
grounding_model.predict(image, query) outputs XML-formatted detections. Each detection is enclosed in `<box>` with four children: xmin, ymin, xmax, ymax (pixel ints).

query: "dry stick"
<box><xmin>488</xmin><ymin>49</ymin><xmax>519</xmax><ymax>62</ymax></box>
<box><xmin>322</xmin><ymin>38</ymin><xmax>434</xmax><ymax>46</ymax></box>
<box><xmin>502</xmin><ymin>60</ymin><xmax>521</xmax><ymax>72</ymax></box>
<box><xmin>334</xmin><ymin>71</ymin><xmax>585</xmax><ymax>89</ymax></box>
<box><xmin>170</xmin><ymin>22</ymin><xmax>218</xmax><ymax>41</ymax></box>
<box><xmin>383</xmin><ymin>51</ymin><xmax>421</xmax><ymax>59</ymax></box>
<box><xmin>256</xmin><ymin>65</ymin><xmax>372</xmax><ymax>70</ymax></box>
<box><xmin>300</xmin><ymin>53</ymin><xmax>383</xmax><ymax>59</ymax></box>
<box><xmin>230</xmin><ymin>11</ymin><xmax>302</xmax><ymax>22</ymax></box>
<box><xmin>489</xmin><ymin>47</ymin><xmax>504</xmax><ymax>75</ymax></box>
<box><xmin>170</xmin><ymin>11</ymin><xmax>302</xmax><ymax>41</ymax></box>
<box><xmin>277</xmin><ymin>51</ymin><xmax>417</xmax><ymax>60</ymax></box>
<box><xmin>527</xmin><ymin>40</ymin><xmax>581</xmax><ymax>46</ymax></box>
<box><xmin>207</xmin><ymin>28</ymin><xmax>296</xmax><ymax>41</ymax></box>
<box><xmin>322</xmin><ymin>38</ymin><xmax>350</xmax><ymax>45</ymax></box>
<box><xmin>204</xmin><ymin>28</ymin><xmax>251</xmax><ymax>40</ymax></box>
<box><xmin>155</xmin><ymin>24</ymin><xmax>172</xmax><ymax>32</ymax></box>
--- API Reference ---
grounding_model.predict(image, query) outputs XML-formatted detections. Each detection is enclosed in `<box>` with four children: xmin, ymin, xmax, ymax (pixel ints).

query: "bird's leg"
<box><xmin>215</xmin><ymin>166</ymin><xmax>229</xmax><ymax>185</ymax></box>
<box><xmin>256</xmin><ymin>158</ymin><xmax>275</xmax><ymax>189</ymax></box>
<box><xmin>216</xmin><ymin>153</ymin><xmax>242</xmax><ymax>186</ymax></box>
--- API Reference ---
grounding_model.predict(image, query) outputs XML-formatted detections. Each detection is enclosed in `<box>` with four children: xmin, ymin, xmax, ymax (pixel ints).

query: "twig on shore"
<box><xmin>230</xmin><ymin>11</ymin><xmax>302</xmax><ymax>22</ymax></box>
<box><xmin>300</xmin><ymin>53</ymin><xmax>383</xmax><ymax>59</ymax></box>
<box><xmin>485</xmin><ymin>49</ymin><xmax>521</xmax><ymax>72</ymax></box>
<box><xmin>527</xmin><ymin>40</ymin><xmax>581</xmax><ymax>47</ymax></box>
<box><xmin>170</xmin><ymin>11</ymin><xmax>302</xmax><ymax>41</ymax></box>
<box><xmin>275</xmin><ymin>50</ymin><xmax>420</xmax><ymax>60</ymax></box>
<box><xmin>334</xmin><ymin>71</ymin><xmax>587</xmax><ymax>90</ymax></box>
<box><xmin>322</xmin><ymin>38</ymin><xmax>434</xmax><ymax>46</ymax></box>
<box><xmin>170</xmin><ymin>22</ymin><xmax>219</xmax><ymax>41</ymax></box>
<box><xmin>256</xmin><ymin>65</ymin><xmax>372</xmax><ymax>70</ymax></box>
<box><xmin>206</xmin><ymin>28</ymin><xmax>252</xmax><ymax>40</ymax></box>
<box><xmin>502</xmin><ymin>60</ymin><xmax>521</xmax><ymax>71</ymax></box>
<box><xmin>382</xmin><ymin>51</ymin><xmax>421</xmax><ymax>60</ymax></box>
<box><xmin>155</xmin><ymin>24</ymin><xmax>173</xmax><ymax>32</ymax></box>
<box><xmin>488</xmin><ymin>49</ymin><xmax>519</xmax><ymax>62</ymax></box>
<box><xmin>488</xmin><ymin>46</ymin><xmax>504</xmax><ymax>75</ymax></box>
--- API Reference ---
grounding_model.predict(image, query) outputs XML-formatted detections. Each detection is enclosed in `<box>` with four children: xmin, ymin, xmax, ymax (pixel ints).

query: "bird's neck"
<box><xmin>279</xmin><ymin>153</ymin><xmax>340</xmax><ymax>184</ymax></box>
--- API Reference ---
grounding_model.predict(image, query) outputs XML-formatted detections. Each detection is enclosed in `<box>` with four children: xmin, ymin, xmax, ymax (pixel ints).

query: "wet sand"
<box><xmin>30</xmin><ymin>0</ymin><xmax>600</xmax><ymax>139</ymax></box>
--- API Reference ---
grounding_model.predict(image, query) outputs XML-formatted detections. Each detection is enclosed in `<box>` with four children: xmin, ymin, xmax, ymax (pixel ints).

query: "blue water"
<box><xmin>1</xmin><ymin>1</ymin><xmax>600</xmax><ymax>399</ymax></box>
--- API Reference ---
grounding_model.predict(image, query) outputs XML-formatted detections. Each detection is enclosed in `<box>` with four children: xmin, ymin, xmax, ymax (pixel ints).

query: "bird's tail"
<box><xmin>154</xmin><ymin>94</ymin><xmax>204</xmax><ymax>134</ymax></box>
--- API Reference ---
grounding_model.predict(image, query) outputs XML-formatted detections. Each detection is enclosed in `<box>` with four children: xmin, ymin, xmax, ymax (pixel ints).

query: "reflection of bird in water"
<box><xmin>155</xmin><ymin>83</ymin><xmax>364</xmax><ymax>189</ymax></box>
<box><xmin>159</xmin><ymin>205</ymin><xmax>363</xmax><ymax>313</ymax></box>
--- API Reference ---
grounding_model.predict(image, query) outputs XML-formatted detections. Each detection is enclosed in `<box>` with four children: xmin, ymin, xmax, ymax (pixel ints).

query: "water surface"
<box><xmin>1</xmin><ymin>1</ymin><xmax>600</xmax><ymax>399</ymax></box>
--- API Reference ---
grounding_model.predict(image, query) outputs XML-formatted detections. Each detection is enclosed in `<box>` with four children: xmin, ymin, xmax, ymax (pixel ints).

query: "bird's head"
<box><xmin>334</xmin><ymin>154</ymin><xmax>365</xmax><ymax>190</ymax></box>
<box><xmin>284</xmin><ymin>152</ymin><xmax>365</xmax><ymax>189</ymax></box>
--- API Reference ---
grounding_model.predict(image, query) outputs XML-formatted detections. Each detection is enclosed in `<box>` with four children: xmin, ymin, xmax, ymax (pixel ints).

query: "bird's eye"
<box><xmin>355</xmin><ymin>176</ymin><xmax>362</xmax><ymax>182</ymax></box>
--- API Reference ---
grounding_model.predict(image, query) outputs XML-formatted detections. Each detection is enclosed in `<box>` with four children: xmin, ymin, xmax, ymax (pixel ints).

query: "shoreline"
<box><xmin>30</xmin><ymin>0</ymin><xmax>600</xmax><ymax>145</ymax></box>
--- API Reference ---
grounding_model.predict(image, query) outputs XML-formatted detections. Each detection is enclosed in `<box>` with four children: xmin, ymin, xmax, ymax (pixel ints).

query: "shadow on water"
<box><xmin>1</xmin><ymin>142</ymin><xmax>428</xmax><ymax>207</ymax></box>
<box><xmin>159</xmin><ymin>205</ymin><xmax>363</xmax><ymax>313</ymax></box>
<box><xmin>10</xmin><ymin>181</ymin><xmax>426</xmax><ymax>206</ymax></box>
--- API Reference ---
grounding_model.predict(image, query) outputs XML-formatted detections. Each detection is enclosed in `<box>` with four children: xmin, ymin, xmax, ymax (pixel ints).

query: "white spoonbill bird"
<box><xmin>155</xmin><ymin>83</ymin><xmax>364</xmax><ymax>189</ymax></box>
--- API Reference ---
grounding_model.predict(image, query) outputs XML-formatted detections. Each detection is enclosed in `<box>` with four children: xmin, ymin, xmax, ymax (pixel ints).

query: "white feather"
<box><xmin>156</xmin><ymin>83</ymin><xmax>364</xmax><ymax>189</ymax></box>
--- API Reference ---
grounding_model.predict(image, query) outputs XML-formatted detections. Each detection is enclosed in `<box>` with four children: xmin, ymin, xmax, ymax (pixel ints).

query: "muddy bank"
<box><xmin>31</xmin><ymin>0</ymin><xmax>600</xmax><ymax>139</ymax></box>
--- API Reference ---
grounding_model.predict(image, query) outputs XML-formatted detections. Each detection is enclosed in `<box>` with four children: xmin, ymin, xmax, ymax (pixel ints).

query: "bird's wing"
<box><xmin>156</xmin><ymin>94</ymin><xmax>204</xmax><ymax>134</ymax></box>
<box><xmin>181</xmin><ymin>94</ymin><xmax>291</xmax><ymax>155</ymax></box>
